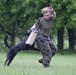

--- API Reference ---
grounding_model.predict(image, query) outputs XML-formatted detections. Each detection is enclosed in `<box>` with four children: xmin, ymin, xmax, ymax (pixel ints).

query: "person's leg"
<box><xmin>48</xmin><ymin>39</ymin><xmax>58</xmax><ymax>57</ymax></box>
<box><xmin>36</xmin><ymin>41</ymin><xmax>43</xmax><ymax>63</ymax></box>
<box><xmin>37</xmin><ymin>38</ymin><xmax>52</xmax><ymax>67</ymax></box>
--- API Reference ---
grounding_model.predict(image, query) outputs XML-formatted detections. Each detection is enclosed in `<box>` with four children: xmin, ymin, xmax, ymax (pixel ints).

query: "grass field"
<box><xmin>0</xmin><ymin>51</ymin><xmax>76</xmax><ymax>75</ymax></box>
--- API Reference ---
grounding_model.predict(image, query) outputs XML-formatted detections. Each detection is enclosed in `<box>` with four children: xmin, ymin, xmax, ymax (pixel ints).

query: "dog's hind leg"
<box><xmin>4</xmin><ymin>58</ymin><xmax>8</xmax><ymax>66</ymax></box>
<box><xmin>4</xmin><ymin>51</ymin><xmax>10</xmax><ymax>66</ymax></box>
<box><xmin>7</xmin><ymin>53</ymin><xmax>17</xmax><ymax>66</ymax></box>
<box><xmin>7</xmin><ymin>56</ymin><xmax>14</xmax><ymax>66</ymax></box>
<box><xmin>7</xmin><ymin>48</ymin><xmax>20</xmax><ymax>66</ymax></box>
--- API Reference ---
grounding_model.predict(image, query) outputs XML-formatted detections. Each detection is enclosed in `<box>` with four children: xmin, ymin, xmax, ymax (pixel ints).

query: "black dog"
<box><xmin>4</xmin><ymin>35</ymin><xmax>40</xmax><ymax>66</ymax></box>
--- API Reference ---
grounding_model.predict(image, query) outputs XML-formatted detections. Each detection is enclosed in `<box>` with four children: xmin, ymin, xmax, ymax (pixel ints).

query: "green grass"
<box><xmin>0</xmin><ymin>51</ymin><xmax>76</xmax><ymax>75</ymax></box>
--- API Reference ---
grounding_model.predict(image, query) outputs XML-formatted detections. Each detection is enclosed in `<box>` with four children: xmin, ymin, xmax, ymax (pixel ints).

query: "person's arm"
<box><xmin>30</xmin><ymin>18</ymin><xmax>41</xmax><ymax>32</ymax></box>
<box><xmin>31</xmin><ymin>24</ymin><xmax>36</xmax><ymax>29</ymax></box>
<box><xmin>35</xmin><ymin>18</ymin><xmax>41</xmax><ymax>31</ymax></box>
<box><xmin>49</xmin><ymin>6</ymin><xmax>56</xmax><ymax>19</ymax></box>
<box><xmin>51</xmin><ymin>11</ymin><xmax>56</xmax><ymax>20</ymax></box>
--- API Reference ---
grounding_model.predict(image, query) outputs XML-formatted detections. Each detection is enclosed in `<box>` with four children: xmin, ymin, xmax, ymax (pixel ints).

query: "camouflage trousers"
<box><xmin>36</xmin><ymin>34</ymin><xmax>58</xmax><ymax>67</ymax></box>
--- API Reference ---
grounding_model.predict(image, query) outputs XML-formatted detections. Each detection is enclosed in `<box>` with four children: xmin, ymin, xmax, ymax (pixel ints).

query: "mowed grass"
<box><xmin>0</xmin><ymin>51</ymin><xmax>76</xmax><ymax>75</ymax></box>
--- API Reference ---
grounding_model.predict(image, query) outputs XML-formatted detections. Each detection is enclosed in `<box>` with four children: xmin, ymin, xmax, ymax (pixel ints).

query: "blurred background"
<box><xmin>0</xmin><ymin>0</ymin><xmax>76</xmax><ymax>52</ymax></box>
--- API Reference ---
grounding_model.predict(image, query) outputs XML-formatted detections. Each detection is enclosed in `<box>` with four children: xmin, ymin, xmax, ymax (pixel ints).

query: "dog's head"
<box><xmin>25</xmin><ymin>29</ymin><xmax>32</xmax><ymax>36</ymax></box>
<box><xmin>25</xmin><ymin>27</ymin><xmax>38</xmax><ymax>36</ymax></box>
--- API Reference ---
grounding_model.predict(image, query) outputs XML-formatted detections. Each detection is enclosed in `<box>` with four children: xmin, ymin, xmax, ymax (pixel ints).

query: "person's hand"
<box><xmin>49</xmin><ymin>6</ymin><xmax>54</xmax><ymax>12</ymax></box>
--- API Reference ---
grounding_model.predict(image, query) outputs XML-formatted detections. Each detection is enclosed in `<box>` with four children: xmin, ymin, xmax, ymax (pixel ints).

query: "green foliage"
<box><xmin>0</xmin><ymin>0</ymin><xmax>76</xmax><ymax>46</ymax></box>
<box><xmin>0</xmin><ymin>0</ymin><xmax>75</xmax><ymax>35</ymax></box>
<box><xmin>50</xmin><ymin>0</ymin><xmax>76</xmax><ymax>29</ymax></box>
<box><xmin>0</xmin><ymin>0</ymin><xmax>47</xmax><ymax>37</ymax></box>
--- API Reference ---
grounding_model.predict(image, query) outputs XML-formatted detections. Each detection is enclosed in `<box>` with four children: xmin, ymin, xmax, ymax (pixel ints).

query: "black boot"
<box><xmin>43</xmin><ymin>64</ymin><xmax>49</xmax><ymax>67</ymax></box>
<box><xmin>38</xmin><ymin>59</ymin><xmax>43</xmax><ymax>63</ymax></box>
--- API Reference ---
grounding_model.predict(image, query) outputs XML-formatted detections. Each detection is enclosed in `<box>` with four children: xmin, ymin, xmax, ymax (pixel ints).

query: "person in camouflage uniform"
<box><xmin>35</xmin><ymin>6</ymin><xmax>58</xmax><ymax>67</ymax></box>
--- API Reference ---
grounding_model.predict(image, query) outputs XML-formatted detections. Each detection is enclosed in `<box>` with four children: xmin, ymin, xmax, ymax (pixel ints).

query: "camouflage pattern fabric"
<box><xmin>36</xmin><ymin>34</ymin><xmax>57</xmax><ymax>67</ymax></box>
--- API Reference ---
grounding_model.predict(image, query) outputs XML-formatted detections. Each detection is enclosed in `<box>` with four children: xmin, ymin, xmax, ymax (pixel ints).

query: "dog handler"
<box><xmin>35</xmin><ymin>6</ymin><xmax>58</xmax><ymax>67</ymax></box>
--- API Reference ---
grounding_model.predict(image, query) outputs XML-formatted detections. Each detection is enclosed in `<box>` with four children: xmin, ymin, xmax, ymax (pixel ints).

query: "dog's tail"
<box><xmin>4</xmin><ymin>36</ymin><xmax>11</xmax><ymax>49</ymax></box>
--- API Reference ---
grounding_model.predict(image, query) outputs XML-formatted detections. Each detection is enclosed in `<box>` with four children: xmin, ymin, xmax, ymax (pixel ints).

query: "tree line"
<box><xmin>0</xmin><ymin>0</ymin><xmax>76</xmax><ymax>50</ymax></box>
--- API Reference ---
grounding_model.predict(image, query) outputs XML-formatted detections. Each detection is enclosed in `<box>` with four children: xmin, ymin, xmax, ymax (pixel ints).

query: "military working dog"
<box><xmin>4</xmin><ymin>35</ymin><xmax>39</xmax><ymax>66</ymax></box>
